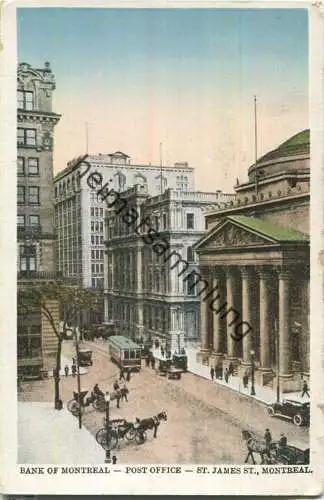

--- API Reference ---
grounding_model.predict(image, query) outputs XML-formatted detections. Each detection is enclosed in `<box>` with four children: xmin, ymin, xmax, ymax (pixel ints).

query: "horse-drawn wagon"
<box><xmin>242</xmin><ymin>430</ymin><xmax>309</xmax><ymax>465</ymax></box>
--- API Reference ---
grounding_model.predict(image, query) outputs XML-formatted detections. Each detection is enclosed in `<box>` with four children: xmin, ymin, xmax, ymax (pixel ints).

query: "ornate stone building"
<box><xmin>104</xmin><ymin>185</ymin><xmax>234</xmax><ymax>351</ymax></box>
<box><xmin>17</xmin><ymin>62</ymin><xmax>61</xmax><ymax>377</ymax></box>
<box><xmin>195</xmin><ymin>130</ymin><xmax>310</xmax><ymax>392</ymax></box>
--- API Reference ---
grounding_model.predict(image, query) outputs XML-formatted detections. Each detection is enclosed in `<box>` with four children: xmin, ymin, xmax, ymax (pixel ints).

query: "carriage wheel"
<box><xmin>266</xmin><ymin>406</ymin><xmax>275</xmax><ymax>417</ymax></box>
<box><xmin>135</xmin><ymin>430</ymin><xmax>147</xmax><ymax>445</ymax></box>
<box><xmin>125</xmin><ymin>427</ymin><xmax>136</xmax><ymax>441</ymax></box>
<box><xmin>67</xmin><ymin>399</ymin><xmax>75</xmax><ymax>413</ymax></box>
<box><xmin>95</xmin><ymin>428</ymin><xmax>118</xmax><ymax>451</ymax></box>
<box><xmin>70</xmin><ymin>401</ymin><xmax>84</xmax><ymax>417</ymax></box>
<box><xmin>93</xmin><ymin>398</ymin><xmax>105</xmax><ymax>412</ymax></box>
<box><xmin>293</xmin><ymin>413</ymin><xmax>303</xmax><ymax>426</ymax></box>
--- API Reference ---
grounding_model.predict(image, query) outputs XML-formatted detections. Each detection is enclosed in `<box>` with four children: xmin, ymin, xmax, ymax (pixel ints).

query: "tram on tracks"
<box><xmin>108</xmin><ymin>335</ymin><xmax>142</xmax><ymax>372</ymax></box>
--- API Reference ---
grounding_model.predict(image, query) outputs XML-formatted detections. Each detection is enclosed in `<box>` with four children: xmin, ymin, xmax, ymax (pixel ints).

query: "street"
<box><xmin>19</xmin><ymin>341</ymin><xmax>309</xmax><ymax>464</ymax></box>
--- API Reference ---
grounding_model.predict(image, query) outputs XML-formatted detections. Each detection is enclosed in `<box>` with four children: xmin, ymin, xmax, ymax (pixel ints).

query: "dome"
<box><xmin>248</xmin><ymin>129</ymin><xmax>310</xmax><ymax>181</ymax></box>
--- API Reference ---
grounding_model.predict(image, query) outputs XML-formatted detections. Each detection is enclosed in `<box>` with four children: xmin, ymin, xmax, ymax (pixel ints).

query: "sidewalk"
<box><xmin>153</xmin><ymin>344</ymin><xmax>309</xmax><ymax>406</ymax></box>
<box><xmin>18</xmin><ymin>402</ymin><xmax>105</xmax><ymax>464</ymax></box>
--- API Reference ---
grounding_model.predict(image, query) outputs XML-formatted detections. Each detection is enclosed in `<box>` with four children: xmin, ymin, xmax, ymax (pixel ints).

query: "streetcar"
<box><xmin>108</xmin><ymin>335</ymin><xmax>142</xmax><ymax>372</ymax></box>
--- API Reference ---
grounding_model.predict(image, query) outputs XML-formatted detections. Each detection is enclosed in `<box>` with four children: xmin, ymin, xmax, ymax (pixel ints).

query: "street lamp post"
<box><xmin>250</xmin><ymin>350</ymin><xmax>256</xmax><ymax>396</ymax></box>
<box><xmin>74</xmin><ymin>327</ymin><xmax>82</xmax><ymax>429</ymax></box>
<box><xmin>104</xmin><ymin>392</ymin><xmax>111</xmax><ymax>464</ymax></box>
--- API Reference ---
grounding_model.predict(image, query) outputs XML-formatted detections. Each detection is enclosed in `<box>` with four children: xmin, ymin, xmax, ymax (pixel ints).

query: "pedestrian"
<box><xmin>301</xmin><ymin>380</ymin><xmax>310</xmax><ymax>398</ymax></box>
<box><xmin>64</xmin><ymin>364</ymin><xmax>69</xmax><ymax>377</ymax></box>
<box><xmin>210</xmin><ymin>366</ymin><xmax>215</xmax><ymax>381</ymax></box>
<box><xmin>112</xmin><ymin>455</ymin><xmax>117</xmax><ymax>464</ymax></box>
<box><xmin>243</xmin><ymin>372</ymin><xmax>249</xmax><ymax>389</ymax></box>
<box><xmin>113</xmin><ymin>380</ymin><xmax>120</xmax><ymax>392</ymax></box>
<box><xmin>150</xmin><ymin>357</ymin><xmax>155</xmax><ymax>370</ymax></box>
<box><xmin>145</xmin><ymin>355</ymin><xmax>150</xmax><ymax>367</ymax></box>
<box><xmin>126</xmin><ymin>369</ymin><xmax>131</xmax><ymax>382</ymax></box>
<box><xmin>119</xmin><ymin>368</ymin><xmax>125</xmax><ymax>381</ymax></box>
<box><xmin>264</xmin><ymin>428</ymin><xmax>272</xmax><ymax>456</ymax></box>
<box><xmin>71</xmin><ymin>364</ymin><xmax>77</xmax><ymax>377</ymax></box>
<box><xmin>228</xmin><ymin>362</ymin><xmax>234</xmax><ymax>376</ymax></box>
<box><xmin>121</xmin><ymin>382</ymin><xmax>128</xmax><ymax>402</ymax></box>
<box><xmin>278</xmin><ymin>433</ymin><xmax>287</xmax><ymax>449</ymax></box>
<box><xmin>224</xmin><ymin>368</ymin><xmax>229</xmax><ymax>384</ymax></box>
<box><xmin>161</xmin><ymin>346</ymin><xmax>165</xmax><ymax>357</ymax></box>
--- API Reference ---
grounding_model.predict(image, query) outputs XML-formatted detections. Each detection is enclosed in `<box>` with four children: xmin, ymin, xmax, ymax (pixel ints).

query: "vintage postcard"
<box><xmin>0</xmin><ymin>0</ymin><xmax>323</xmax><ymax>495</ymax></box>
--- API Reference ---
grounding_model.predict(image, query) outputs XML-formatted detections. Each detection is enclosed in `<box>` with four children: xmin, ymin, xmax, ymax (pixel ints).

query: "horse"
<box><xmin>135</xmin><ymin>411</ymin><xmax>167</xmax><ymax>438</ymax></box>
<box><xmin>89</xmin><ymin>388</ymin><xmax>129</xmax><ymax>411</ymax></box>
<box><xmin>242</xmin><ymin>430</ymin><xmax>277</xmax><ymax>464</ymax></box>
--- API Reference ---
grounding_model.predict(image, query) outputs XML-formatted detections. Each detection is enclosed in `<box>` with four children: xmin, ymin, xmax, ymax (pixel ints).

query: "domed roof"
<box><xmin>257</xmin><ymin>129</ymin><xmax>309</xmax><ymax>164</ymax></box>
<box><xmin>248</xmin><ymin>129</ymin><xmax>310</xmax><ymax>181</ymax></box>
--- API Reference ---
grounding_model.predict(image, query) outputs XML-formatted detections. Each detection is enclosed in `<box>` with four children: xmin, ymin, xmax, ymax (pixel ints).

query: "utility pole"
<box><xmin>160</xmin><ymin>142</ymin><xmax>163</xmax><ymax>194</ymax></box>
<box><xmin>74</xmin><ymin>327</ymin><xmax>82</xmax><ymax>429</ymax></box>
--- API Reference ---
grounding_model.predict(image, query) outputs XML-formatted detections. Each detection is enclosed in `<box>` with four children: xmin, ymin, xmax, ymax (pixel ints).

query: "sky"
<box><xmin>17</xmin><ymin>7</ymin><xmax>309</xmax><ymax>192</ymax></box>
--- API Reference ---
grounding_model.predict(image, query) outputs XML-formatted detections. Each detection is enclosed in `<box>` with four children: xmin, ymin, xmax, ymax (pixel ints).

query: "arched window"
<box><xmin>114</xmin><ymin>172</ymin><xmax>126</xmax><ymax>191</ymax></box>
<box><xmin>134</xmin><ymin>173</ymin><xmax>147</xmax><ymax>185</ymax></box>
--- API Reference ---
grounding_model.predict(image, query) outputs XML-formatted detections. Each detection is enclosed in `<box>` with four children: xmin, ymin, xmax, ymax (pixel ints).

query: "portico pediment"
<box><xmin>195</xmin><ymin>215</ymin><xmax>309</xmax><ymax>252</ymax></box>
<box><xmin>198</xmin><ymin>220</ymin><xmax>273</xmax><ymax>250</ymax></box>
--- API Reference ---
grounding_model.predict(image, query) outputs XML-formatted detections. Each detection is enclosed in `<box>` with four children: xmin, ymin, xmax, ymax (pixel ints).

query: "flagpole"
<box><xmin>85</xmin><ymin>122</ymin><xmax>89</xmax><ymax>155</ymax></box>
<box><xmin>254</xmin><ymin>96</ymin><xmax>258</xmax><ymax>194</ymax></box>
<box><xmin>160</xmin><ymin>142</ymin><xmax>163</xmax><ymax>194</ymax></box>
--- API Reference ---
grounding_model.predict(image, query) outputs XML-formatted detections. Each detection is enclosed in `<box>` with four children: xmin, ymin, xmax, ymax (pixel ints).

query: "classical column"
<box><xmin>212</xmin><ymin>268</ymin><xmax>223</xmax><ymax>355</ymax></box>
<box><xmin>279</xmin><ymin>268</ymin><xmax>291</xmax><ymax>376</ymax></box>
<box><xmin>225</xmin><ymin>267</ymin><xmax>236</xmax><ymax>359</ymax></box>
<box><xmin>200</xmin><ymin>267</ymin><xmax>210</xmax><ymax>352</ymax></box>
<box><xmin>137</xmin><ymin>246</ymin><xmax>142</xmax><ymax>293</ymax></box>
<box><xmin>241</xmin><ymin>266</ymin><xmax>253</xmax><ymax>363</ymax></box>
<box><xmin>259</xmin><ymin>267</ymin><xmax>271</xmax><ymax>370</ymax></box>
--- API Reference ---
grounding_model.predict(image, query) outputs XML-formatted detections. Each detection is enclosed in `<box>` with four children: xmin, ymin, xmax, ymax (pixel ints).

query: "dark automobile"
<box><xmin>266</xmin><ymin>399</ymin><xmax>310</xmax><ymax>427</ymax></box>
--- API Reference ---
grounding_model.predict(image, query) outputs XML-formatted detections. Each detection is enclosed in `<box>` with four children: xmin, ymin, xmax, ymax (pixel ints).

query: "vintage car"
<box><xmin>266</xmin><ymin>399</ymin><xmax>310</xmax><ymax>427</ymax></box>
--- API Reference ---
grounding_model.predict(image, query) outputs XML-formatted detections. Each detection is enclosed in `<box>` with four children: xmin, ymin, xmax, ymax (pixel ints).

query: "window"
<box><xmin>17</xmin><ymin>215</ymin><xmax>25</xmax><ymax>226</ymax></box>
<box><xmin>28</xmin><ymin>158</ymin><xmax>39</xmax><ymax>176</ymax></box>
<box><xmin>95</xmin><ymin>208</ymin><xmax>98</xmax><ymax>217</ymax></box>
<box><xmin>91</xmin><ymin>208</ymin><xmax>94</xmax><ymax>217</ymax></box>
<box><xmin>100</xmin><ymin>208</ymin><xmax>103</xmax><ymax>216</ymax></box>
<box><xmin>187</xmin><ymin>246</ymin><xmax>194</xmax><ymax>262</ymax></box>
<box><xmin>100</xmin><ymin>235</ymin><xmax>104</xmax><ymax>244</ymax></box>
<box><xmin>91</xmin><ymin>264</ymin><xmax>95</xmax><ymax>274</ymax></box>
<box><xmin>91</xmin><ymin>235</ymin><xmax>95</xmax><ymax>244</ymax></box>
<box><xmin>29</xmin><ymin>215</ymin><xmax>39</xmax><ymax>227</ymax></box>
<box><xmin>187</xmin><ymin>273</ymin><xmax>196</xmax><ymax>296</ymax></box>
<box><xmin>17</xmin><ymin>185</ymin><xmax>25</xmax><ymax>205</ymax></box>
<box><xmin>20</xmin><ymin>245</ymin><xmax>36</xmax><ymax>272</ymax></box>
<box><xmin>28</xmin><ymin>187</ymin><xmax>40</xmax><ymax>205</ymax></box>
<box><xmin>186</xmin><ymin>213</ymin><xmax>194</xmax><ymax>229</ymax></box>
<box><xmin>17</xmin><ymin>90</ymin><xmax>34</xmax><ymax>110</ymax></box>
<box><xmin>162</xmin><ymin>213</ymin><xmax>167</xmax><ymax>230</ymax></box>
<box><xmin>18</xmin><ymin>128</ymin><xmax>36</xmax><ymax>146</ymax></box>
<box><xmin>18</xmin><ymin>157</ymin><xmax>25</xmax><ymax>176</ymax></box>
<box><xmin>91</xmin><ymin>250</ymin><xmax>95</xmax><ymax>259</ymax></box>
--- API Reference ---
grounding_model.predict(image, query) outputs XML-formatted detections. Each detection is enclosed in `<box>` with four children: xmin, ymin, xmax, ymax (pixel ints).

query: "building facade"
<box><xmin>194</xmin><ymin>130</ymin><xmax>310</xmax><ymax>392</ymax></box>
<box><xmin>17</xmin><ymin>62</ymin><xmax>61</xmax><ymax>376</ymax></box>
<box><xmin>104</xmin><ymin>185</ymin><xmax>235</xmax><ymax>350</ymax></box>
<box><xmin>53</xmin><ymin>154</ymin><xmax>195</xmax><ymax>324</ymax></box>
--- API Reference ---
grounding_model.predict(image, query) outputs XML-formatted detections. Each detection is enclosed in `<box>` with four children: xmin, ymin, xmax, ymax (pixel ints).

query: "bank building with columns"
<box><xmin>194</xmin><ymin>130</ymin><xmax>310</xmax><ymax>393</ymax></box>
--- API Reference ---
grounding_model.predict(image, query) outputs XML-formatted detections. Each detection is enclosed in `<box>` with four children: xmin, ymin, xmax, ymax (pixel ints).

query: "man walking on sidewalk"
<box><xmin>210</xmin><ymin>367</ymin><xmax>215</xmax><ymax>382</ymax></box>
<box><xmin>301</xmin><ymin>380</ymin><xmax>310</xmax><ymax>398</ymax></box>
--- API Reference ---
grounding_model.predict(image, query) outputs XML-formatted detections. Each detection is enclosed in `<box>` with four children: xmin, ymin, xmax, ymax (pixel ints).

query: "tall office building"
<box><xmin>53</xmin><ymin>153</ymin><xmax>195</xmax><ymax>324</ymax></box>
<box><xmin>17</xmin><ymin>62</ymin><xmax>61</xmax><ymax>377</ymax></box>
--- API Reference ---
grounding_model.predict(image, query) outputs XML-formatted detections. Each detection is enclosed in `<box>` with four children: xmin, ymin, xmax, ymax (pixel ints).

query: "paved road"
<box><xmin>19</xmin><ymin>340</ymin><xmax>309</xmax><ymax>464</ymax></box>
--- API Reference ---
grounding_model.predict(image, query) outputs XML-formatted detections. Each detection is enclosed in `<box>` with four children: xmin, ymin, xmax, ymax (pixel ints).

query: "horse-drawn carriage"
<box><xmin>242</xmin><ymin>430</ymin><xmax>310</xmax><ymax>465</ymax></box>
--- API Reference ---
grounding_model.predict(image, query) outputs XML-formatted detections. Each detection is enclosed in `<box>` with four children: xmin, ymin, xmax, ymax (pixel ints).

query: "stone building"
<box><xmin>17</xmin><ymin>62</ymin><xmax>61</xmax><ymax>377</ymax></box>
<box><xmin>104</xmin><ymin>185</ymin><xmax>235</xmax><ymax>350</ymax></box>
<box><xmin>53</xmin><ymin>153</ymin><xmax>195</xmax><ymax>323</ymax></box>
<box><xmin>194</xmin><ymin>130</ymin><xmax>310</xmax><ymax>392</ymax></box>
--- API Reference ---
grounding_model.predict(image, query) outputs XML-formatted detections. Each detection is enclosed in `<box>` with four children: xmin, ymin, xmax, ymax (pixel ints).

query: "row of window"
<box><xmin>91</xmin><ymin>249</ymin><xmax>104</xmax><ymax>260</ymax></box>
<box><xmin>91</xmin><ymin>221</ymin><xmax>104</xmax><ymax>233</ymax></box>
<box><xmin>17</xmin><ymin>128</ymin><xmax>36</xmax><ymax>146</ymax></box>
<box><xmin>91</xmin><ymin>207</ymin><xmax>104</xmax><ymax>217</ymax></box>
<box><xmin>91</xmin><ymin>263</ymin><xmax>104</xmax><ymax>274</ymax></box>
<box><xmin>17</xmin><ymin>90</ymin><xmax>34</xmax><ymax>111</ymax></box>
<box><xmin>17</xmin><ymin>186</ymin><xmax>40</xmax><ymax>205</ymax></box>
<box><xmin>18</xmin><ymin>157</ymin><xmax>39</xmax><ymax>176</ymax></box>
<box><xmin>91</xmin><ymin>235</ymin><xmax>104</xmax><ymax>245</ymax></box>
<box><xmin>19</xmin><ymin>245</ymin><xmax>37</xmax><ymax>272</ymax></box>
<box><xmin>17</xmin><ymin>214</ymin><xmax>40</xmax><ymax>227</ymax></box>
<box><xmin>92</xmin><ymin>277</ymin><xmax>104</xmax><ymax>289</ymax></box>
